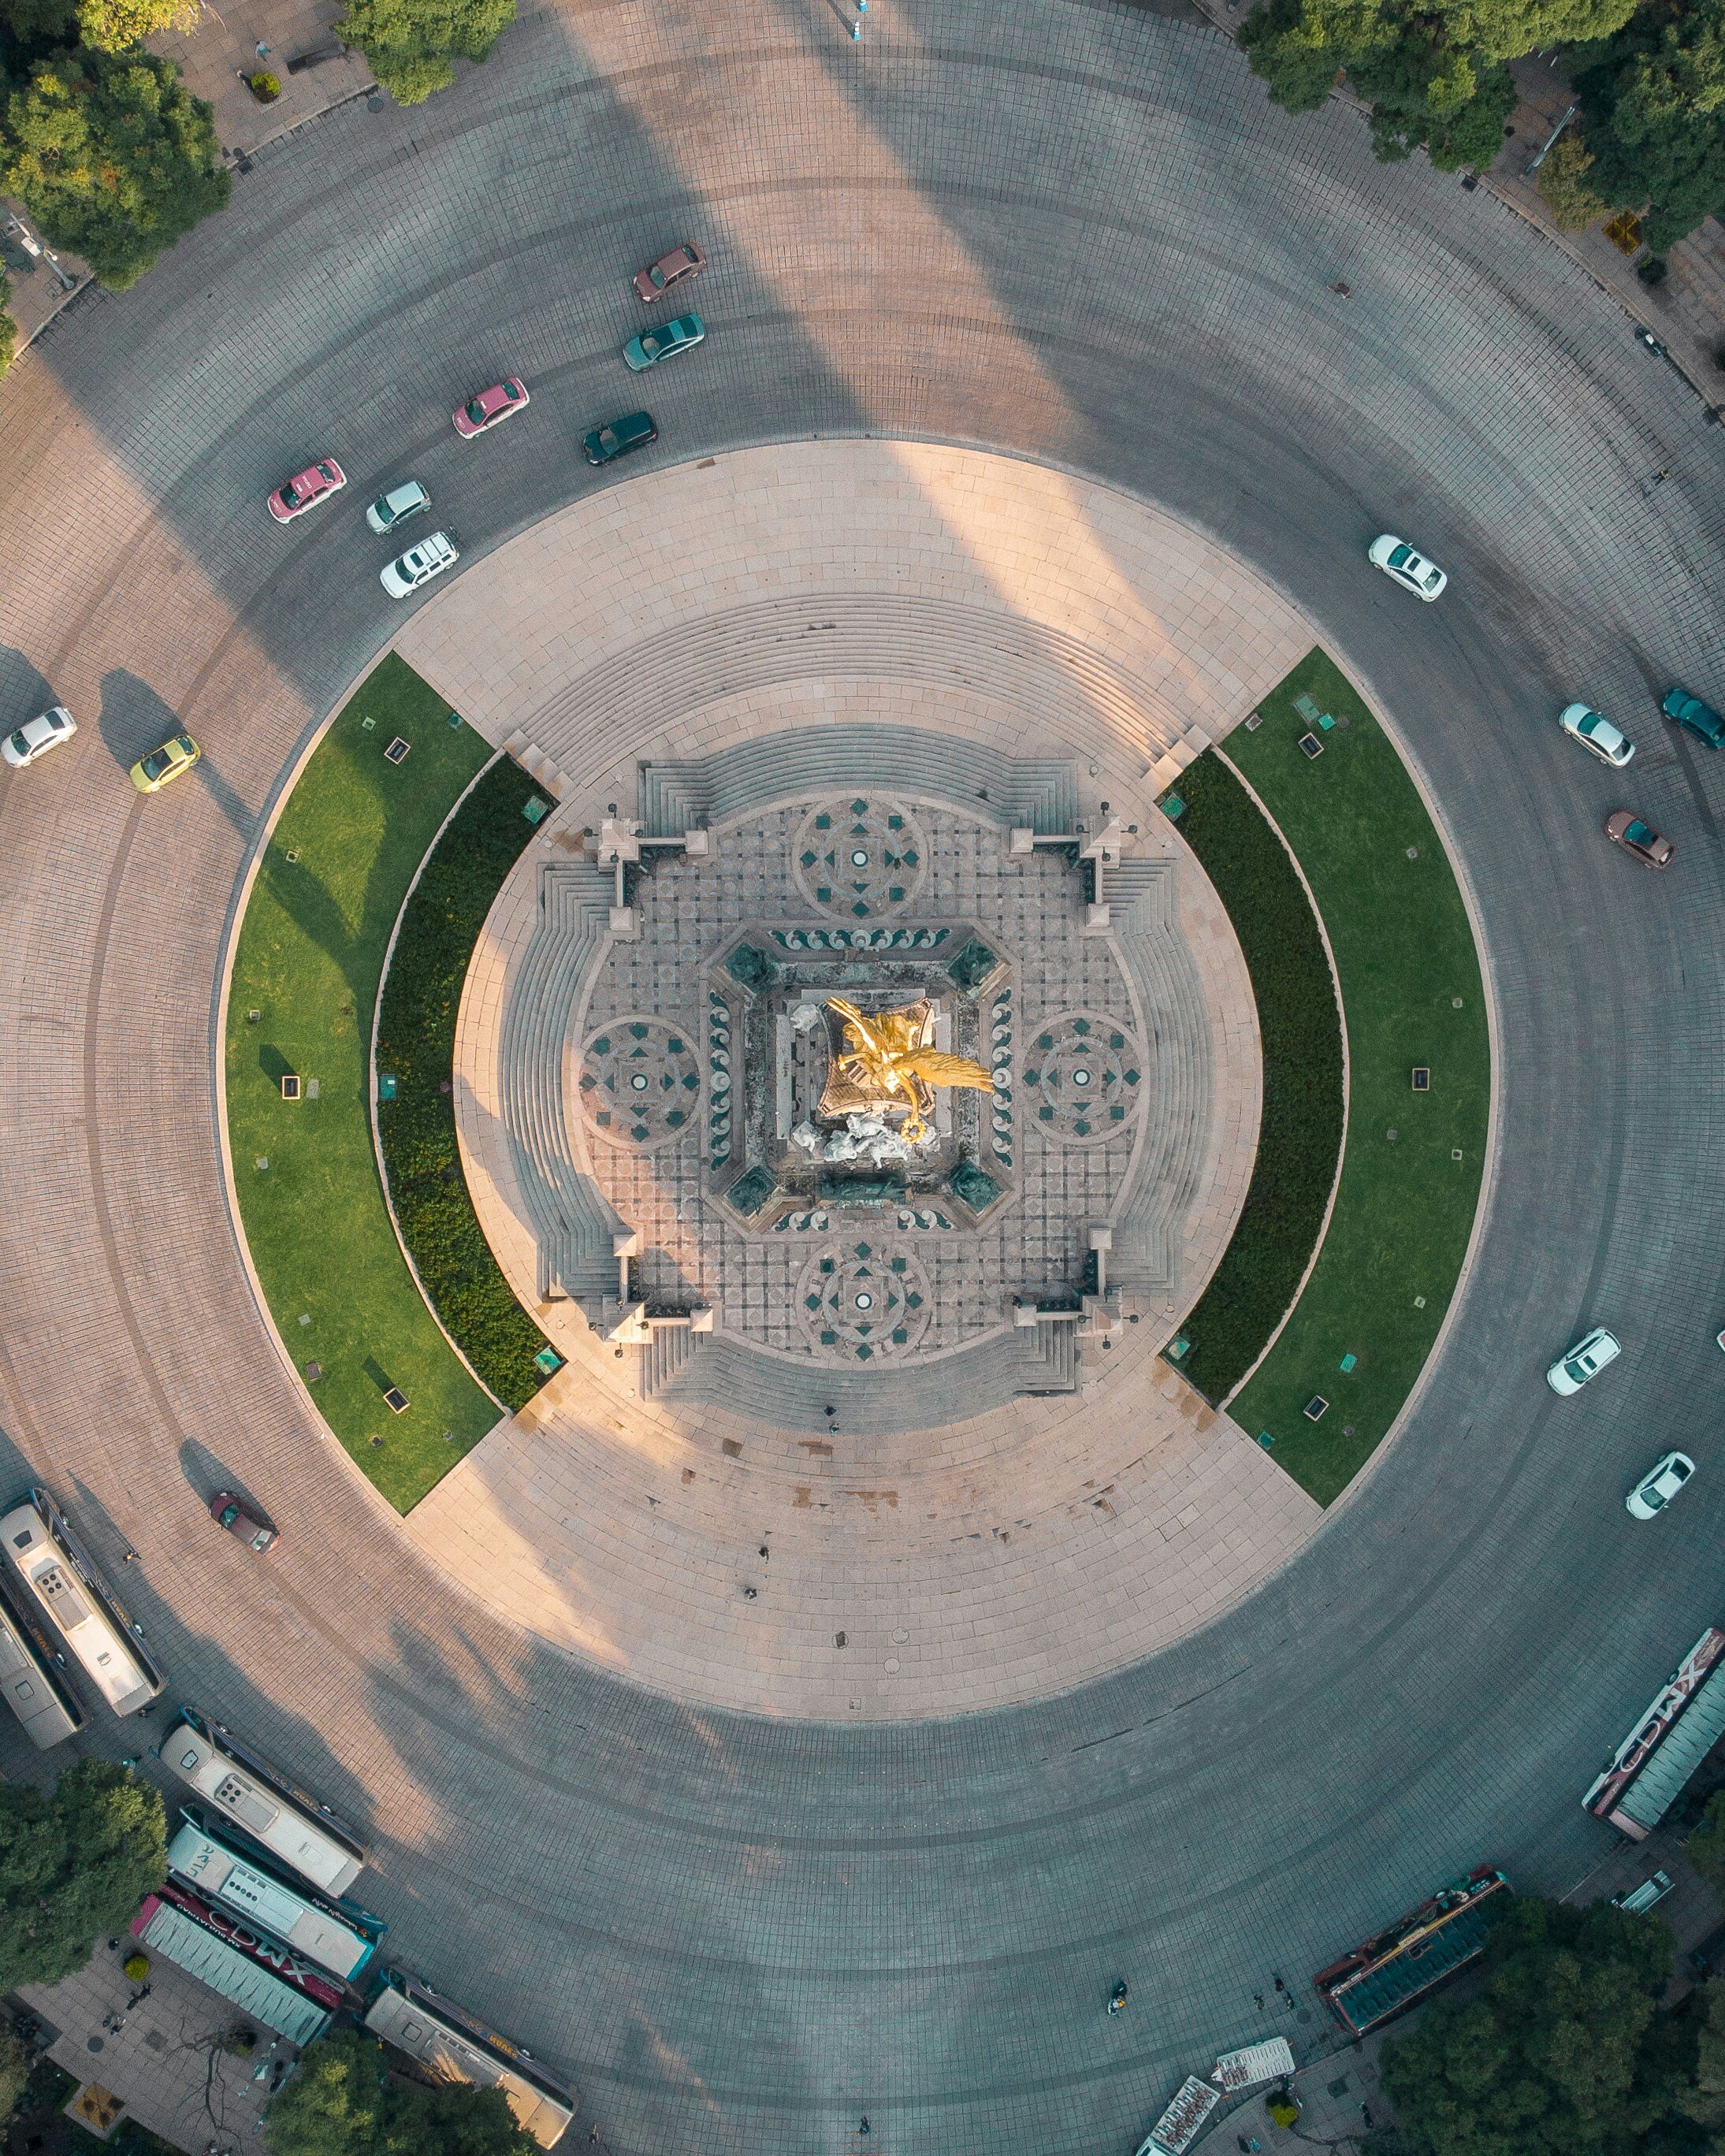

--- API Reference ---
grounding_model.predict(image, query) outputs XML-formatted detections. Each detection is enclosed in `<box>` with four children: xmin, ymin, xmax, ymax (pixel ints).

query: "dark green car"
<box><xmin>1663</xmin><ymin>686</ymin><xmax>1725</xmax><ymax>748</ymax></box>
<box><xmin>584</xmin><ymin>411</ymin><xmax>658</xmax><ymax>467</ymax></box>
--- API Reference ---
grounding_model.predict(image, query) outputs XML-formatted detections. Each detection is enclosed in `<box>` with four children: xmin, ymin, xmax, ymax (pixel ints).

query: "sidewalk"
<box><xmin>2</xmin><ymin>203</ymin><xmax>90</xmax><ymax>358</ymax></box>
<box><xmin>147</xmin><ymin>0</ymin><xmax>374</xmax><ymax>169</ymax></box>
<box><xmin>19</xmin><ymin>1935</ymin><xmax>278</xmax><ymax>2156</ymax></box>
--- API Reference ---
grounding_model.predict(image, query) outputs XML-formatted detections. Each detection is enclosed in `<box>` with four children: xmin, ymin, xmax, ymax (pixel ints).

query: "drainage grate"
<box><xmin>384</xmin><ymin>736</ymin><xmax>411</xmax><ymax>764</ymax></box>
<box><xmin>382</xmin><ymin>1387</ymin><xmax>409</xmax><ymax>1414</ymax></box>
<box><xmin>1298</xmin><ymin>732</ymin><xmax>1324</xmax><ymax>759</ymax></box>
<box><xmin>1303</xmin><ymin>1396</ymin><xmax>1329</xmax><ymax>1421</ymax></box>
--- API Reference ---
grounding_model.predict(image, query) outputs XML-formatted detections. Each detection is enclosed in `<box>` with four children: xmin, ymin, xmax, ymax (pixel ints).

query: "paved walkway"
<box><xmin>400</xmin><ymin>440</ymin><xmax>1322</xmax><ymax>1719</ymax></box>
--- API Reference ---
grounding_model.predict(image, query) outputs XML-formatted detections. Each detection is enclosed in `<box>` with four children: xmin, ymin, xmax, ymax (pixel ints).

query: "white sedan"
<box><xmin>1368</xmin><ymin>533</ymin><xmax>1448</xmax><ymax>601</ymax></box>
<box><xmin>1547</xmin><ymin>1326</ymin><xmax>1621</xmax><ymax>1396</ymax></box>
<box><xmin>1626</xmin><ymin>1451</ymin><xmax>1694</xmax><ymax>1520</ymax></box>
<box><xmin>1560</xmin><ymin>701</ymin><xmax>1634</xmax><ymax>768</ymax></box>
<box><xmin>2</xmin><ymin>705</ymin><xmax>76</xmax><ymax>769</ymax></box>
<box><xmin>380</xmin><ymin>530</ymin><xmax>459</xmax><ymax>599</ymax></box>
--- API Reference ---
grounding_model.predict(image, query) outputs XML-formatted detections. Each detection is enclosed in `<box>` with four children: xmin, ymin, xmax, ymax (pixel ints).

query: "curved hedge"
<box><xmin>1164</xmin><ymin>749</ymin><xmax>1345</xmax><ymax>1404</ymax></box>
<box><xmin>376</xmin><ymin>754</ymin><xmax>551</xmax><ymax>1411</ymax></box>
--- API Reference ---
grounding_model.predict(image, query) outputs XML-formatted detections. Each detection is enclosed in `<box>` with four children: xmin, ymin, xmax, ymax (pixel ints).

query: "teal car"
<box><xmin>1663</xmin><ymin>686</ymin><xmax>1725</xmax><ymax>749</ymax></box>
<box><xmin>623</xmin><ymin>312</ymin><xmax>705</xmax><ymax>373</ymax></box>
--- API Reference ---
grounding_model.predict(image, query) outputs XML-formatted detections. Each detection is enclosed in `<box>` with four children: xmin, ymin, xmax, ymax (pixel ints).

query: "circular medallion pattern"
<box><xmin>796</xmin><ymin>1243</ymin><xmax>934</xmax><ymax>1360</ymax></box>
<box><xmin>577</xmin><ymin>1017</ymin><xmax>702</xmax><ymax>1150</ymax></box>
<box><xmin>1021</xmin><ymin>1012</ymin><xmax>1144</xmax><ymax>1145</ymax></box>
<box><xmin>793</xmin><ymin>798</ymin><xmax>928</xmax><ymax>919</ymax></box>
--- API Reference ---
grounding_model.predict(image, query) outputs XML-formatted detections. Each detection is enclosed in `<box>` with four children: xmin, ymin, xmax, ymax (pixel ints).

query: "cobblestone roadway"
<box><xmin>0</xmin><ymin>0</ymin><xmax>1723</xmax><ymax>2151</ymax></box>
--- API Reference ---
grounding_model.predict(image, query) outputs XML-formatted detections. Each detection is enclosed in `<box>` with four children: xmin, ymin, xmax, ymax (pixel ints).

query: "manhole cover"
<box><xmin>86</xmin><ymin>2036</ymin><xmax>103</xmax><ymax>2052</ymax></box>
<box><xmin>1296</xmin><ymin>2008</ymin><xmax>1312</xmax><ymax>2024</ymax></box>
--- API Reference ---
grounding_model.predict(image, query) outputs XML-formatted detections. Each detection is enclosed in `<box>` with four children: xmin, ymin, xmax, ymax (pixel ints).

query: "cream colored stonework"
<box><xmin>396</xmin><ymin>440</ymin><xmax>1322</xmax><ymax>1720</ymax></box>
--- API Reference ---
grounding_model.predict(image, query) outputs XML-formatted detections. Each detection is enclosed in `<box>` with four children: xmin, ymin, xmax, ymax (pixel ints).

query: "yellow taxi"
<box><xmin>130</xmin><ymin>733</ymin><xmax>201</xmax><ymax>794</ymax></box>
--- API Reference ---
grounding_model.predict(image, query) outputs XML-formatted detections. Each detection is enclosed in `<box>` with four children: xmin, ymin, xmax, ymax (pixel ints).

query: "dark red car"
<box><xmin>210</xmin><ymin>1491</ymin><xmax>279</xmax><ymax>1552</ymax></box>
<box><xmin>632</xmin><ymin>241</ymin><xmax>706</xmax><ymax>303</ymax></box>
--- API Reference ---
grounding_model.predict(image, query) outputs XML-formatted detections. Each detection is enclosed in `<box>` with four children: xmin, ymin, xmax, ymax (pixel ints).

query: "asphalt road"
<box><xmin>2</xmin><ymin>0</ymin><xmax>1724</xmax><ymax>2149</ymax></box>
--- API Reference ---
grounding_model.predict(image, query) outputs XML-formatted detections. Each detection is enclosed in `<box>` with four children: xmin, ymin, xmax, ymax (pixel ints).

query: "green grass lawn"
<box><xmin>1223</xmin><ymin>650</ymin><xmax>1491</xmax><ymax>1504</ymax></box>
<box><xmin>1167</xmin><ymin>751</ymin><xmax>1344</xmax><ymax>1405</ymax></box>
<box><xmin>225</xmin><ymin>656</ymin><xmax>501</xmax><ymax>1511</ymax></box>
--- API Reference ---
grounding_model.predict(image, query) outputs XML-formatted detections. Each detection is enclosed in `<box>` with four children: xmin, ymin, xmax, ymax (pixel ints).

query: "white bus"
<box><xmin>167</xmin><ymin>1815</ymin><xmax>381</xmax><ymax>1983</ymax></box>
<box><xmin>162</xmin><ymin>1708</ymin><xmax>366</xmax><ymax>1898</ymax></box>
<box><xmin>0</xmin><ymin>1489</ymin><xmax>164</xmax><ymax>1717</ymax></box>
<box><xmin>0</xmin><ymin>1584</ymin><xmax>85</xmax><ymax>1748</ymax></box>
<box><xmin>363</xmin><ymin>1968</ymin><xmax>577</xmax><ymax>2148</ymax></box>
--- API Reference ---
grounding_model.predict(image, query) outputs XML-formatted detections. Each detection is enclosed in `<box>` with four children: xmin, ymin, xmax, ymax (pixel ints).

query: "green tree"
<box><xmin>1380</xmin><ymin>1893</ymin><xmax>1686</xmax><ymax>2156</ymax></box>
<box><xmin>1574</xmin><ymin>0</ymin><xmax>1725</xmax><ymax>250</ymax></box>
<box><xmin>1686</xmin><ymin>1789</ymin><xmax>1725</xmax><ymax>1898</ymax></box>
<box><xmin>0</xmin><ymin>2020</ymin><xmax>28</xmax><ymax>2130</ymax></box>
<box><xmin>265</xmin><ymin>2029</ymin><xmax>539</xmax><ymax>2156</ymax></box>
<box><xmin>73</xmin><ymin>0</ymin><xmax>201</xmax><ymax>50</ymax></box>
<box><xmin>0</xmin><ymin>1760</ymin><xmax>165</xmax><ymax>1993</ymax></box>
<box><xmin>1240</xmin><ymin>0</ymin><xmax>1638</xmax><ymax>169</ymax></box>
<box><xmin>1536</xmin><ymin>128</ymin><xmax>1622</xmax><ymax>224</ymax></box>
<box><xmin>0</xmin><ymin>49</ymin><xmax>229</xmax><ymax>288</ymax></box>
<box><xmin>334</xmin><ymin>0</ymin><xmax>514</xmax><ymax>104</ymax></box>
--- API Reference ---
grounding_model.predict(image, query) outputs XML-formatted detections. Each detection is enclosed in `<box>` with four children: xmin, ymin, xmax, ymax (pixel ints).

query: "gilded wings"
<box><xmin>825</xmin><ymin>997</ymin><xmax>993</xmax><ymax>1143</ymax></box>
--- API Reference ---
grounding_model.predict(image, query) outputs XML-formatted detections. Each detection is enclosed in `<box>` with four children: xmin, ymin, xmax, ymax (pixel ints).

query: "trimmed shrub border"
<box><xmin>374</xmin><ymin>753</ymin><xmax>552</xmax><ymax>1411</ymax></box>
<box><xmin>1164</xmin><ymin>749</ymin><xmax>1347</xmax><ymax>1404</ymax></box>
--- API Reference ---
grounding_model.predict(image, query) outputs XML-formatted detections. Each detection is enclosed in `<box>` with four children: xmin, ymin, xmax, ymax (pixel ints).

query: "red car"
<box><xmin>210</xmin><ymin>1490</ymin><xmax>279</xmax><ymax>1552</ymax></box>
<box><xmin>632</xmin><ymin>241</ymin><xmax>706</xmax><ymax>303</ymax></box>
<box><xmin>452</xmin><ymin>378</ymin><xmax>530</xmax><ymax>438</ymax></box>
<box><xmin>268</xmin><ymin>459</ymin><xmax>346</xmax><ymax>522</ymax></box>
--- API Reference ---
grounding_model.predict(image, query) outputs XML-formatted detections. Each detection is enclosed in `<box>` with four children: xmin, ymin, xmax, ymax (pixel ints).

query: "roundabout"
<box><xmin>2</xmin><ymin>0</ymin><xmax>1724</xmax><ymax>2148</ymax></box>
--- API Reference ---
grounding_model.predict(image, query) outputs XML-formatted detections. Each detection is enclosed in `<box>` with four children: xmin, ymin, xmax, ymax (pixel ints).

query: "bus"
<box><xmin>363</xmin><ymin>1968</ymin><xmax>577</xmax><ymax>2148</ymax></box>
<box><xmin>1584</xmin><ymin>1626</ymin><xmax>1725</xmax><ymax>1841</ymax></box>
<box><xmin>132</xmin><ymin>1889</ymin><xmax>333</xmax><ymax>2049</ymax></box>
<box><xmin>162</xmin><ymin>1708</ymin><xmax>366</xmax><ymax>1898</ymax></box>
<box><xmin>0</xmin><ymin>1580</ymin><xmax>84</xmax><ymax>1748</ymax></box>
<box><xmin>0</xmin><ymin>1489</ymin><xmax>165</xmax><ymax>1716</ymax></box>
<box><xmin>168</xmin><ymin>1815</ymin><xmax>381</xmax><ymax>1984</ymax></box>
<box><xmin>1314</xmin><ymin>1867</ymin><xmax>1508</xmax><ymax>2035</ymax></box>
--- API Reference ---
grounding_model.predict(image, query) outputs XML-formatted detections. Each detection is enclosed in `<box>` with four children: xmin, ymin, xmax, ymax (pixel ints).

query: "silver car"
<box><xmin>1547</xmin><ymin>1326</ymin><xmax>1620</xmax><ymax>1396</ymax></box>
<box><xmin>366</xmin><ymin>479</ymin><xmax>430</xmax><ymax>535</ymax></box>
<box><xmin>2</xmin><ymin>706</ymin><xmax>76</xmax><ymax>769</ymax></box>
<box><xmin>1626</xmin><ymin>1452</ymin><xmax>1693</xmax><ymax>1521</ymax></box>
<box><xmin>1560</xmin><ymin>701</ymin><xmax>1634</xmax><ymax>768</ymax></box>
<box><xmin>1368</xmin><ymin>533</ymin><xmax>1448</xmax><ymax>600</ymax></box>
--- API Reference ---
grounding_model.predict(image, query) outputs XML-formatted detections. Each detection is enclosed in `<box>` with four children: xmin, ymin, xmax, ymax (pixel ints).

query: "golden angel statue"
<box><xmin>823</xmin><ymin>996</ymin><xmax>993</xmax><ymax>1143</ymax></box>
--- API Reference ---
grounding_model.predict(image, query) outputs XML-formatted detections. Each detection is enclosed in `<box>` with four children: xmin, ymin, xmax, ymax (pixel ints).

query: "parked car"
<box><xmin>1367</xmin><ymin>533</ymin><xmax>1447</xmax><ymax>600</ymax></box>
<box><xmin>129</xmin><ymin>733</ymin><xmax>200</xmax><ymax>793</ymax></box>
<box><xmin>209</xmin><ymin>1490</ymin><xmax>279</xmax><ymax>1552</ymax></box>
<box><xmin>452</xmin><ymin>379</ymin><xmax>529</xmax><ymax>438</ymax></box>
<box><xmin>584</xmin><ymin>410</ymin><xmax>659</xmax><ymax>466</ymax></box>
<box><xmin>1663</xmin><ymin>686</ymin><xmax>1725</xmax><ymax>749</ymax></box>
<box><xmin>381</xmin><ymin>530</ymin><xmax>459</xmax><ymax>598</ymax></box>
<box><xmin>1547</xmin><ymin>1325</ymin><xmax>1620</xmax><ymax>1396</ymax></box>
<box><xmin>633</xmin><ymin>240</ymin><xmax>707</xmax><ymax>303</ymax></box>
<box><xmin>623</xmin><ymin>312</ymin><xmax>705</xmax><ymax>372</ymax></box>
<box><xmin>2</xmin><ymin>705</ymin><xmax>76</xmax><ymax>769</ymax></box>
<box><xmin>365</xmin><ymin>479</ymin><xmax>431</xmax><ymax>534</ymax></box>
<box><xmin>1604</xmin><ymin>809</ymin><xmax>1674</xmax><ymax>868</ymax></box>
<box><xmin>1626</xmin><ymin>1453</ymin><xmax>1694</xmax><ymax>1522</ymax></box>
<box><xmin>1559</xmin><ymin>701</ymin><xmax>1634</xmax><ymax>768</ymax></box>
<box><xmin>268</xmin><ymin>459</ymin><xmax>346</xmax><ymax>523</ymax></box>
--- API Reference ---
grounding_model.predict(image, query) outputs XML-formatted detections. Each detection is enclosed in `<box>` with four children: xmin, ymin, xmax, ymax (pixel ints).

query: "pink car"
<box><xmin>268</xmin><ymin>458</ymin><xmax>346</xmax><ymax>522</ymax></box>
<box><xmin>633</xmin><ymin>240</ymin><xmax>707</xmax><ymax>303</ymax></box>
<box><xmin>452</xmin><ymin>378</ymin><xmax>530</xmax><ymax>438</ymax></box>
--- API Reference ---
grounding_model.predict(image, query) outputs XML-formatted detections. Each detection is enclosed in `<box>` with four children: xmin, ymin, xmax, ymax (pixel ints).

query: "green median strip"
<box><xmin>1221</xmin><ymin>650</ymin><xmax>1490</xmax><ymax>1504</ymax></box>
<box><xmin>376</xmin><ymin>755</ymin><xmax>553</xmax><ymax>1411</ymax></box>
<box><xmin>224</xmin><ymin>656</ymin><xmax>502</xmax><ymax>1511</ymax></box>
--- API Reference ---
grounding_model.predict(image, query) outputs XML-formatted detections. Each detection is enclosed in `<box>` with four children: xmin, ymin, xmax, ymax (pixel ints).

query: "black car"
<box><xmin>584</xmin><ymin>411</ymin><xmax>658</xmax><ymax>467</ymax></box>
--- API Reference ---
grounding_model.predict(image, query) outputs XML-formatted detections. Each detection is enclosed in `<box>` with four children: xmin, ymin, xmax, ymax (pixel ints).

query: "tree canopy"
<box><xmin>263</xmin><ymin>2029</ymin><xmax>541</xmax><ymax>2156</ymax></box>
<box><xmin>72</xmin><ymin>0</ymin><xmax>202</xmax><ymax>51</ymax></box>
<box><xmin>0</xmin><ymin>1759</ymin><xmax>166</xmax><ymax>1994</ymax></box>
<box><xmin>333</xmin><ymin>0</ymin><xmax>515</xmax><ymax>105</ymax></box>
<box><xmin>1378</xmin><ymin>1891</ymin><xmax>1716</xmax><ymax>2156</ymax></box>
<box><xmin>1572</xmin><ymin>0</ymin><xmax>1725</xmax><ymax>250</ymax></box>
<box><xmin>0</xmin><ymin>48</ymin><xmax>229</xmax><ymax>288</ymax></box>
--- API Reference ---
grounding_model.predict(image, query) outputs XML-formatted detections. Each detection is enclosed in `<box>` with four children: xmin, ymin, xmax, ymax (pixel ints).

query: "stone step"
<box><xmin>517</xmin><ymin>592</ymin><xmax>1190</xmax><ymax>784</ymax></box>
<box><xmin>637</xmin><ymin>722</ymin><xmax>1076</xmax><ymax>838</ymax></box>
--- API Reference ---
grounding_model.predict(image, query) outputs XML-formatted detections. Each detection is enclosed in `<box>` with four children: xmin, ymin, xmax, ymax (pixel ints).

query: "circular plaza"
<box><xmin>0</xmin><ymin>0</ymin><xmax>1723</xmax><ymax>2150</ymax></box>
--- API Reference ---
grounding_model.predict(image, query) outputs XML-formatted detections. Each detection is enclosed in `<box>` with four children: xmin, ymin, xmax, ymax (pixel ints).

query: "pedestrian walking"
<box><xmin>1253</xmin><ymin>1991</ymin><xmax>1265</xmax><ymax>2010</ymax></box>
<box><xmin>860</xmin><ymin>2117</ymin><xmax>871</xmax><ymax>2136</ymax></box>
<box><xmin>1273</xmin><ymin>1974</ymin><xmax>1287</xmax><ymax>1994</ymax></box>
